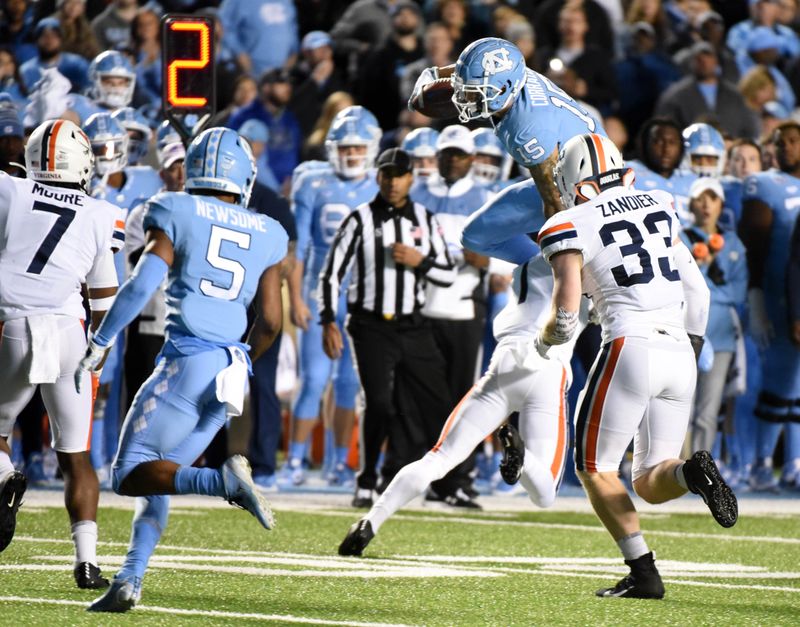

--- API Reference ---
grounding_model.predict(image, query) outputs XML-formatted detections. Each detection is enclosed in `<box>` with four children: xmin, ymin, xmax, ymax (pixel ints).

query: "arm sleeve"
<box><xmin>92</xmin><ymin>252</ymin><xmax>169</xmax><ymax>346</ymax></box>
<box><xmin>419</xmin><ymin>212</ymin><xmax>456</xmax><ymax>287</ymax></box>
<box><xmin>292</xmin><ymin>175</ymin><xmax>314</xmax><ymax>262</ymax></box>
<box><xmin>86</xmin><ymin>247</ymin><xmax>118</xmax><ymax>290</ymax></box>
<box><xmin>317</xmin><ymin>212</ymin><xmax>361</xmax><ymax>323</ymax></box>
<box><xmin>674</xmin><ymin>240</ymin><xmax>710</xmax><ymax>336</ymax></box>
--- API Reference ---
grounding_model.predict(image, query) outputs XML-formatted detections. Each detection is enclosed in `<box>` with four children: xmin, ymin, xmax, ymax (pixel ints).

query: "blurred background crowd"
<box><xmin>2</xmin><ymin>0</ymin><xmax>800</xmax><ymax>505</ymax></box>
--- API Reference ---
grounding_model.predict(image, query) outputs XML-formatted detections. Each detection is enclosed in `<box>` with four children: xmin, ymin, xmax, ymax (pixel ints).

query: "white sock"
<box><xmin>71</xmin><ymin>520</ymin><xmax>98</xmax><ymax>566</ymax></box>
<box><xmin>674</xmin><ymin>463</ymin><xmax>688</xmax><ymax>489</ymax></box>
<box><xmin>617</xmin><ymin>531</ymin><xmax>649</xmax><ymax>561</ymax></box>
<box><xmin>0</xmin><ymin>450</ymin><xmax>14</xmax><ymax>484</ymax></box>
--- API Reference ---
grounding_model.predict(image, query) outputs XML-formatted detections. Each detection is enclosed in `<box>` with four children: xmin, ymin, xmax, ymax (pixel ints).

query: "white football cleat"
<box><xmin>222</xmin><ymin>455</ymin><xmax>275</xmax><ymax>530</ymax></box>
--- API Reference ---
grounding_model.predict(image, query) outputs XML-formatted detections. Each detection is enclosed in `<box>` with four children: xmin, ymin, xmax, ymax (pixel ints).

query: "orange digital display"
<box><xmin>162</xmin><ymin>16</ymin><xmax>215</xmax><ymax>114</ymax></box>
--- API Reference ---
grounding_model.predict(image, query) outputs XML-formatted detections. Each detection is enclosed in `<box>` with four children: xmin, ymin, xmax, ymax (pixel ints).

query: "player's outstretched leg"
<box><xmin>339</xmin><ymin>519</ymin><xmax>375</xmax><ymax>556</ymax></box>
<box><xmin>681</xmin><ymin>450</ymin><xmax>738</xmax><ymax>528</ymax></box>
<box><xmin>595</xmin><ymin>551</ymin><xmax>665</xmax><ymax>599</ymax></box>
<box><xmin>0</xmin><ymin>470</ymin><xmax>26</xmax><ymax>553</ymax></box>
<box><xmin>498</xmin><ymin>423</ymin><xmax>524</xmax><ymax>485</ymax></box>
<box><xmin>222</xmin><ymin>455</ymin><xmax>275</xmax><ymax>530</ymax></box>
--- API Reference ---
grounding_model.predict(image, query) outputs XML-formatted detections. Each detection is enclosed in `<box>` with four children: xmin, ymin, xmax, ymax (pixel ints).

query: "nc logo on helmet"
<box><xmin>481</xmin><ymin>48</ymin><xmax>514</xmax><ymax>75</ymax></box>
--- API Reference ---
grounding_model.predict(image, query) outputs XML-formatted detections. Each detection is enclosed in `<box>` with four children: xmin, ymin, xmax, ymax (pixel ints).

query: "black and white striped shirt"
<box><xmin>318</xmin><ymin>196</ymin><xmax>455</xmax><ymax>322</ymax></box>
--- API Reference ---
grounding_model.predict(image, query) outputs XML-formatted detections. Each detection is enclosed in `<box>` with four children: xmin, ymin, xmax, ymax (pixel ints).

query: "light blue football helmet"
<box><xmin>682</xmin><ymin>123</ymin><xmax>726</xmax><ymax>177</ymax></box>
<box><xmin>83</xmin><ymin>112</ymin><xmax>129</xmax><ymax>176</ymax></box>
<box><xmin>452</xmin><ymin>37</ymin><xmax>526</xmax><ymax>123</ymax></box>
<box><xmin>111</xmin><ymin>107</ymin><xmax>152</xmax><ymax>165</ymax></box>
<box><xmin>185</xmin><ymin>127</ymin><xmax>256</xmax><ymax>206</ymax></box>
<box><xmin>88</xmin><ymin>51</ymin><xmax>136</xmax><ymax>109</ymax></box>
<box><xmin>402</xmin><ymin>127</ymin><xmax>440</xmax><ymax>178</ymax></box>
<box><xmin>470</xmin><ymin>127</ymin><xmax>506</xmax><ymax>184</ymax></box>
<box><xmin>325</xmin><ymin>115</ymin><xmax>377</xmax><ymax>178</ymax></box>
<box><xmin>333</xmin><ymin>105</ymin><xmax>381</xmax><ymax>143</ymax></box>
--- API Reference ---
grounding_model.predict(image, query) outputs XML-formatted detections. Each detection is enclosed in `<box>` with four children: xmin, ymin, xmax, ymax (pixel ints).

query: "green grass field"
<box><xmin>2</xmin><ymin>493</ymin><xmax>799</xmax><ymax>626</ymax></box>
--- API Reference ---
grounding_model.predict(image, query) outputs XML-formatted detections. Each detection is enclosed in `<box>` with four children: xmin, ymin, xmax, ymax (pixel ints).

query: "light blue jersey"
<box><xmin>144</xmin><ymin>191</ymin><xmax>288</xmax><ymax>344</ymax></box>
<box><xmin>629</xmin><ymin>160</ymin><xmax>697</xmax><ymax>224</ymax></box>
<box><xmin>67</xmin><ymin>94</ymin><xmax>105</xmax><ymax>125</ymax></box>
<box><xmin>92</xmin><ymin>165</ymin><xmax>163</xmax><ymax>214</ymax></box>
<box><xmin>743</xmin><ymin>170</ymin><xmax>800</xmax><ymax>406</ymax></box>
<box><xmin>495</xmin><ymin>69</ymin><xmax>605</xmax><ymax>168</ymax></box>
<box><xmin>293</xmin><ymin>169</ymin><xmax>378</xmax><ymax>280</ymax></box>
<box><xmin>720</xmin><ymin>176</ymin><xmax>745</xmax><ymax>231</ymax></box>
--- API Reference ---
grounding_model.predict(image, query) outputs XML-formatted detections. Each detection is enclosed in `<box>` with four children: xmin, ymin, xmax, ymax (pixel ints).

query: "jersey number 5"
<box><xmin>599</xmin><ymin>211</ymin><xmax>680</xmax><ymax>287</ymax></box>
<box><xmin>27</xmin><ymin>201</ymin><xmax>77</xmax><ymax>275</ymax></box>
<box><xmin>200</xmin><ymin>225</ymin><xmax>251</xmax><ymax>300</ymax></box>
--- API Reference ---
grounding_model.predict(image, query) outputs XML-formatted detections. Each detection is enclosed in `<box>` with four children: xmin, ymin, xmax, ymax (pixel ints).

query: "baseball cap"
<box><xmin>239</xmin><ymin>119</ymin><xmax>269</xmax><ymax>144</ymax></box>
<box><xmin>259</xmin><ymin>68</ymin><xmax>292</xmax><ymax>86</ymax></box>
<box><xmin>747</xmin><ymin>26</ymin><xmax>783</xmax><ymax>53</ymax></box>
<box><xmin>376</xmin><ymin>148</ymin><xmax>412</xmax><ymax>175</ymax></box>
<box><xmin>390</xmin><ymin>0</ymin><xmax>422</xmax><ymax>18</ymax></box>
<box><xmin>695</xmin><ymin>11</ymin><xmax>723</xmax><ymax>29</ymax></box>
<box><xmin>689</xmin><ymin>177</ymin><xmax>724</xmax><ymax>201</ymax></box>
<box><xmin>0</xmin><ymin>109</ymin><xmax>23</xmax><ymax>138</ymax></box>
<box><xmin>690</xmin><ymin>41</ymin><xmax>716</xmax><ymax>57</ymax></box>
<box><xmin>34</xmin><ymin>17</ymin><xmax>62</xmax><ymax>39</ymax></box>
<box><xmin>301</xmin><ymin>30</ymin><xmax>332</xmax><ymax>51</ymax></box>
<box><xmin>159</xmin><ymin>142</ymin><xmax>185</xmax><ymax>169</ymax></box>
<box><xmin>436</xmin><ymin>125</ymin><xmax>475</xmax><ymax>154</ymax></box>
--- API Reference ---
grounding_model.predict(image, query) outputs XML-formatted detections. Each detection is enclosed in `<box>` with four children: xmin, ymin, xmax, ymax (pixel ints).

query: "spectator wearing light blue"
<box><xmin>228</xmin><ymin>68</ymin><xmax>302</xmax><ymax>189</ymax></box>
<box><xmin>737</xmin><ymin>26</ymin><xmax>796</xmax><ymax>115</ymax></box>
<box><xmin>680</xmin><ymin>178</ymin><xmax>748</xmax><ymax>455</ymax></box>
<box><xmin>239</xmin><ymin>119</ymin><xmax>280</xmax><ymax>192</ymax></box>
<box><xmin>218</xmin><ymin>0</ymin><xmax>299</xmax><ymax>79</ymax></box>
<box><xmin>727</xmin><ymin>0</ymin><xmax>800</xmax><ymax>62</ymax></box>
<box><xmin>19</xmin><ymin>18</ymin><xmax>89</xmax><ymax>93</ymax></box>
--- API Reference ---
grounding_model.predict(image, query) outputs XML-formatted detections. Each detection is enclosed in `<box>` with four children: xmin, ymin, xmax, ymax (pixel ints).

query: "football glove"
<box><xmin>688</xmin><ymin>334</ymin><xmax>705</xmax><ymax>363</ymax></box>
<box><xmin>74</xmin><ymin>338</ymin><xmax>113</xmax><ymax>393</ymax></box>
<box><xmin>533</xmin><ymin>332</ymin><xmax>551</xmax><ymax>359</ymax></box>
<box><xmin>408</xmin><ymin>66</ymin><xmax>439</xmax><ymax>111</ymax></box>
<box><xmin>747</xmin><ymin>288</ymin><xmax>774</xmax><ymax>349</ymax></box>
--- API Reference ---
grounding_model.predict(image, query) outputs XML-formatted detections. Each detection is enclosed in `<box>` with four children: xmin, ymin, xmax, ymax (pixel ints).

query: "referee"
<box><xmin>319</xmin><ymin>148</ymin><xmax>456</xmax><ymax>508</ymax></box>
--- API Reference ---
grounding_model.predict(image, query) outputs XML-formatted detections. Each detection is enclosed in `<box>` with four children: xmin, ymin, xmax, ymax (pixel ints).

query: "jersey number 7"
<box><xmin>599</xmin><ymin>211</ymin><xmax>680</xmax><ymax>287</ymax></box>
<box><xmin>26</xmin><ymin>201</ymin><xmax>77</xmax><ymax>275</ymax></box>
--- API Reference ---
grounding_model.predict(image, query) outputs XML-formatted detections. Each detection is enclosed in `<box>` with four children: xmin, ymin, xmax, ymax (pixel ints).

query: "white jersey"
<box><xmin>493</xmin><ymin>254</ymin><xmax>587</xmax><ymax>363</ymax></box>
<box><xmin>0</xmin><ymin>172</ymin><xmax>125</xmax><ymax>320</ymax></box>
<box><xmin>539</xmin><ymin>186</ymin><xmax>685</xmax><ymax>344</ymax></box>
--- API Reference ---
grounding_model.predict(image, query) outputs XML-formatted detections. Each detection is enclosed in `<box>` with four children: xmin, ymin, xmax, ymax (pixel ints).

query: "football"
<box><xmin>410</xmin><ymin>78</ymin><xmax>457</xmax><ymax>118</ymax></box>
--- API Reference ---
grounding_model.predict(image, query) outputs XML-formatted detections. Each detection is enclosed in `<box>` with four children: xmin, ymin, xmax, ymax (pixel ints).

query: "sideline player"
<box><xmin>0</xmin><ymin>119</ymin><xmax>122</xmax><ymax>588</ymax></box>
<box><xmin>409</xmin><ymin>37</ymin><xmax>604</xmax><ymax>218</ymax></box>
<box><xmin>285</xmin><ymin>114</ymin><xmax>378</xmax><ymax>487</ymax></box>
<box><xmin>538</xmin><ymin>133</ymin><xmax>737</xmax><ymax>598</ymax></box>
<box><xmin>78</xmin><ymin>128</ymin><xmax>288</xmax><ymax>612</ymax></box>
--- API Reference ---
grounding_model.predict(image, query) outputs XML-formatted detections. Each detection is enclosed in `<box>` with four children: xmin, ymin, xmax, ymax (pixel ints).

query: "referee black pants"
<box><xmin>427</xmin><ymin>314</ymin><xmax>486</xmax><ymax>494</ymax></box>
<box><xmin>347</xmin><ymin>312</ymin><xmax>452</xmax><ymax>492</ymax></box>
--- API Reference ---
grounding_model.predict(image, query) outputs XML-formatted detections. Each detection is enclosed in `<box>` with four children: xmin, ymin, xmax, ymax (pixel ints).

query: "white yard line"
<box><xmin>0</xmin><ymin>596</ymin><xmax>413</xmax><ymax>626</ymax></box>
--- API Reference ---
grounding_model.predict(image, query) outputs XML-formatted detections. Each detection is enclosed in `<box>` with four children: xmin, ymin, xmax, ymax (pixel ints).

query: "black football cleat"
<box><xmin>0</xmin><ymin>471</ymin><xmax>26</xmax><ymax>553</ymax></box>
<box><xmin>74</xmin><ymin>562</ymin><xmax>110</xmax><ymax>589</ymax></box>
<box><xmin>683</xmin><ymin>450</ymin><xmax>738</xmax><ymax>528</ymax></box>
<box><xmin>498</xmin><ymin>423</ymin><xmax>524</xmax><ymax>485</ymax></box>
<box><xmin>339</xmin><ymin>519</ymin><xmax>374</xmax><ymax>557</ymax></box>
<box><xmin>351</xmin><ymin>488</ymin><xmax>374</xmax><ymax>508</ymax></box>
<box><xmin>596</xmin><ymin>552</ymin><xmax>665</xmax><ymax>599</ymax></box>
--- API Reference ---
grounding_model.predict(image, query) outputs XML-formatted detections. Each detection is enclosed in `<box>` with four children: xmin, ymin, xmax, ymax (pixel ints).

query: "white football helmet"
<box><xmin>554</xmin><ymin>133</ymin><xmax>634</xmax><ymax>208</ymax></box>
<box><xmin>25</xmin><ymin>119</ymin><xmax>94</xmax><ymax>192</ymax></box>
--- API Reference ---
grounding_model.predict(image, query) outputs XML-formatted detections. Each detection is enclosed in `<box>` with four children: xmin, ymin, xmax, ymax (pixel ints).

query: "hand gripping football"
<box><xmin>409</xmin><ymin>78</ymin><xmax>457</xmax><ymax>118</ymax></box>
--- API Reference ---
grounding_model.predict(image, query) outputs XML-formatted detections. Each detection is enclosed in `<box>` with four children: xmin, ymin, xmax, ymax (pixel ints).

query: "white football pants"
<box><xmin>366</xmin><ymin>336</ymin><xmax>569</xmax><ymax>532</ymax></box>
